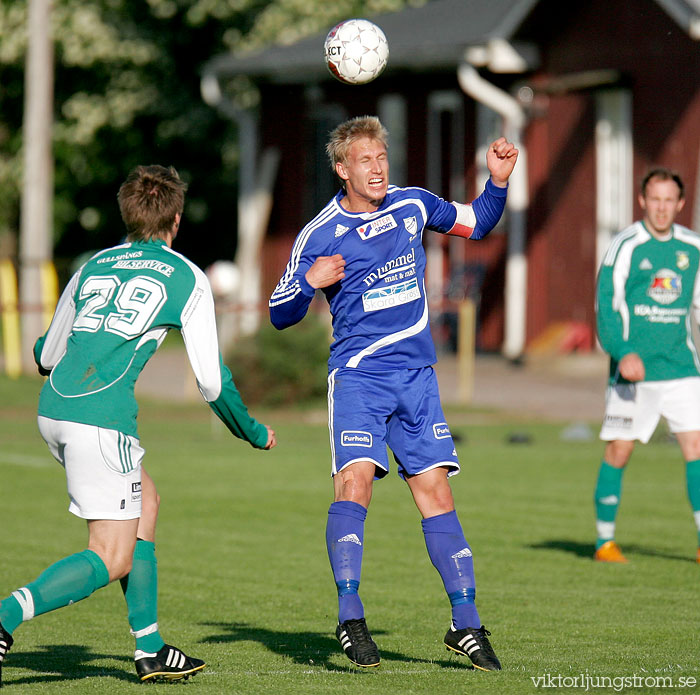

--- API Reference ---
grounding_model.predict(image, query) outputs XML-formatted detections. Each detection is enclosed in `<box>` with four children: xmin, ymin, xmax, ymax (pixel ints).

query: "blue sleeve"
<box><xmin>470</xmin><ymin>179</ymin><xmax>508</xmax><ymax>240</ymax></box>
<box><xmin>269</xmin><ymin>227</ymin><xmax>329</xmax><ymax>330</ymax></box>
<box><xmin>269</xmin><ymin>274</ymin><xmax>317</xmax><ymax>329</ymax></box>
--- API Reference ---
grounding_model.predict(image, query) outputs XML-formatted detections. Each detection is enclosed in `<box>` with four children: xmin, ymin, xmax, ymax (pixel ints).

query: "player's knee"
<box><xmin>145</xmin><ymin>490</ymin><xmax>161</xmax><ymax>514</ymax></box>
<box><xmin>341</xmin><ymin>478</ymin><xmax>372</xmax><ymax>503</ymax></box>
<box><xmin>679</xmin><ymin>431</ymin><xmax>700</xmax><ymax>460</ymax></box>
<box><xmin>433</xmin><ymin>490</ymin><xmax>455</xmax><ymax>513</ymax></box>
<box><xmin>420</xmin><ymin>486</ymin><xmax>454</xmax><ymax>516</ymax></box>
<box><xmin>605</xmin><ymin>440</ymin><xmax>634</xmax><ymax>467</ymax></box>
<box><xmin>92</xmin><ymin>551</ymin><xmax>133</xmax><ymax>582</ymax></box>
<box><xmin>140</xmin><ymin>485</ymin><xmax>161</xmax><ymax>520</ymax></box>
<box><xmin>88</xmin><ymin>539</ymin><xmax>136</xmax><ymax>581</ymax></box>
<box><xmin>110</xmin><ymin>557</ymin><xmax>133</xmax><ymax>582</ymax></box>
<box><xmin>335</xmin><ymin>468</ymin><xmax>373</xmax><ymax>505</ymax></box>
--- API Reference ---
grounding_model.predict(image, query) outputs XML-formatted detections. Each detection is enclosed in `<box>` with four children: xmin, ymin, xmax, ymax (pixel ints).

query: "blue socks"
<box><xmin>0</xmin><ymin>549</ymin><xmax>109</xmax><ymax>635</ymax></box>
<box><xmin>326</xmin><ymin>504</ymin><xmax>481</xmax><ymax>628</ymax></box>
<box><xmin>422</xmin><ymin>510</ymin><xmax>479</xmax><ymax>629</ymax></box>
<box><xmin>326</xmin><ymin>501</ymin><xmax>366</xmax><ymax>623</ymax></box>
<box><xmin>594</xmin><ymin>461</ymin><xmax>624</xmax><ymax>548</ymax></box>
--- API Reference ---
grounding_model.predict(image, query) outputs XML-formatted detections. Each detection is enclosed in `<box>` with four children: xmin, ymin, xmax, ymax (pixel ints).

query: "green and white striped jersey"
<box><xmin>596</xmin><ymin>221</ymin><xmax>700</xmax><ymax>383</ymax></box>
<box><xmin>34</xmin><ymin>239</ymin><xmax>268</xmax><ymax>447</ymax></box>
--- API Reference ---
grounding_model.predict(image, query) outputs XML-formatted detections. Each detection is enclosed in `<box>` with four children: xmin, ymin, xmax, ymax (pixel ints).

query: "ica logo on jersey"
<box><xmin>647</xmin><ymin>269</ymin><xmax>681</xmax><ymax>305</ymax></box>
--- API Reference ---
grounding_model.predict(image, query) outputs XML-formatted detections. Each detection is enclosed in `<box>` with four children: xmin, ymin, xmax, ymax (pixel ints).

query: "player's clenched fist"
<box><xmin>263</xmin><ymin>425</ymin><xmax>277</xmax><ymax>450</ymax></box>
<box><xmin>306</xmin><ymin>254</ymin><xmax>346</xmax><ymax>289</ymax></box>
<box><xmin>619</xmin><ymin>353</ymin><xmax>645</xmax><ymax>382</ymax></box>
<box><xmin>487</xmin><ymin>137</ymin><xmax>519</xmax><ymax>188</ymax></box>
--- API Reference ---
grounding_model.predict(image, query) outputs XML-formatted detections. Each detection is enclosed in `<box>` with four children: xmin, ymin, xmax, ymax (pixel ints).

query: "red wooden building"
<box><xmin>202</xmin><ymin>0</ymin><xmax>700</xmax><ymax>357</ymax></box>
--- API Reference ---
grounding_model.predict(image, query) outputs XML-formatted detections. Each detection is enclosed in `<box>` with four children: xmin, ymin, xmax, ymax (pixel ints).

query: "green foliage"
<box><xmin>1</xmin><ymin>376</ymin><xmax>699</xmax><ymax>693</ymax></box>
<box><xmin>227</xmin><ymin>313</ymin><xmax>330</xmax><ymax>405</ymax></box>
<box><xmin>234</xmin><ymin>0</ymin><xmax>427</xmax><ymax>52</ymax></box>
<box><xmin>0</xmin><ymin>0</ymin><xmax>426</xmax><ymax>269</ymax></box>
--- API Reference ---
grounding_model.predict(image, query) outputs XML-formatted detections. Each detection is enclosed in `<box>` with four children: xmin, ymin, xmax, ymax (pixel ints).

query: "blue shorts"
<box><xmin>327</xmin><ymin>366</ymin><xmax>460</xmax><ymax>479</ymax></box>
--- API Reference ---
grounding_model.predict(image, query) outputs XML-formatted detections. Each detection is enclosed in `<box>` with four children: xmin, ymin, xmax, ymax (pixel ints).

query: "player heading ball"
<box><xmin>270</xmin><ymin>116</ymin><xmax>518</xmax><ymax>669</ymax></box>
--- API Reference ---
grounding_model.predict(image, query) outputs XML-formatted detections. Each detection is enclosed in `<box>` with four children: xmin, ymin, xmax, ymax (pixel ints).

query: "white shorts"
<box><xmin>600</xmin><ymin>377</ymin><xmax>700</xmax><ymax>444</ymax></box>
<box><xmin>38</xmin><ymin>416</ymin><xmax>144</xmax><ymax>520</ymax></box>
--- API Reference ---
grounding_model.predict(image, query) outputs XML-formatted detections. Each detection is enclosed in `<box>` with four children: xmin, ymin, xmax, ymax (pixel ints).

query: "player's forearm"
<box><xmin>469</xmin><ymin>179</ymin><xmax>508</xmax><ymax>240</ymax></box>
<box><xmin>33</xmin><ymin>336</ymin><xmax>52</xmax><ymax>375</ymax></box>
<box><xmin>269</xmin><ymin>277</ymin><xmax>315</xmax><ymax>329</ymax></box>
<box><xmin>596</xmin><ymin>268</ymin><xmax>630</xmax><ymax>361</ymax></box>
<box><xmin>596</xmin><ymin>313</ymin><xmax>632</xmax><ymax>362</ymax></box>
<box><xmin>208</xmin><ymin>366</ymin><xmax>269</xmax><ymax>448</ymax></box>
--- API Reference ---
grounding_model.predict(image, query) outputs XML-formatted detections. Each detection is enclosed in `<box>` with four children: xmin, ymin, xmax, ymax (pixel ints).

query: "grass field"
<box><xmin>1</xmin><ymin>374</ymin><xmax>698</xmax><ymax>693</ymax></box>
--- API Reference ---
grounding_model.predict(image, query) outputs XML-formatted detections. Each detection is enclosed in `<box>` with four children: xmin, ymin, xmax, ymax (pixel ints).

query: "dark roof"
<box><xmin>204</xmin><ymin>0</ymin><xmax>539</xmax><ymax>83</ymax></box>
<box><xmin>656</xmin><ymin>0</ymin><xmax>700</xmax><ymax>38</ymax></box>
<box><xmin>203</xmin><ymin>0</ymin><xmax>700</xmax><ymax>83</ymax></box>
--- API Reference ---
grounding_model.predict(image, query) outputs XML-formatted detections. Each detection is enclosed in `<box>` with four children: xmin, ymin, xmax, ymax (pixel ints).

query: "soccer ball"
<box><xmin>206</xmin><ymin>260</ymin><xmax>240</xmax><ymax>298</ymax></box>
<box><xmin>324</xmin><ymin>19</ymin><xmax>389</xmax><ymax>85</ymax></box>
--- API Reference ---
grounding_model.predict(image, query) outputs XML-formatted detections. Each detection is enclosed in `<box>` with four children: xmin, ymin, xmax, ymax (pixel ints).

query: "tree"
<box><xmin>0</xmin><ymin>0</ymin><xmax>425</xmax><ymax>276</ymax></box>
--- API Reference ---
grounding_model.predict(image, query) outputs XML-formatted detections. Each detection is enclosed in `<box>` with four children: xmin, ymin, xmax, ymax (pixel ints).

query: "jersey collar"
<box><xmin>640</xmin><ymin>220</ymin><xmax>673</xmax><ymax>241</ymax></box>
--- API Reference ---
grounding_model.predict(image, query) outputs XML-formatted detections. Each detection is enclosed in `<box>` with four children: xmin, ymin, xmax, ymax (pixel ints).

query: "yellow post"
<box><xmin>457</xmin><ymin>299</ymin><xmax>476</xmax><ymax>404</ymax></box>
<box><xmin>40</xmin><ymin>260</ymin><xmax>58</xmax><ymax>330</ymax></box>
<box><xmin>0</xmin><ymin>259</ymin><xmax>22</xmax><ymax>378</ymax></box>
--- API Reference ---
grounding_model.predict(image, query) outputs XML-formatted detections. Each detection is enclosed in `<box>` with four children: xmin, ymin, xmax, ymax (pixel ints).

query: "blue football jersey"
<box><xmin>270</xmin><ymin>182</ymin><xmax>505</xmax><ymax>371</ymax></box>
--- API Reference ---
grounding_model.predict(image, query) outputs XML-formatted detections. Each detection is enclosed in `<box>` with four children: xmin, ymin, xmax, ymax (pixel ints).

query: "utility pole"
<box><xmin>19</xmin><ymin>0</ymin><xmax>54</xmax><ymax>372</ymax></box>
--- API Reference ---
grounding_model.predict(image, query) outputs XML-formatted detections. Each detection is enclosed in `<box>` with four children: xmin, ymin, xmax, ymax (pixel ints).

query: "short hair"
<box><xmin>641</xmin><ymin>167</ymin><xmax>684</xmax><ymax>199</ymax></box>
<box><xmin>117</xmin><ymin>165</ymin><xmax>188</xmax><ymax>241</ymax></box>
<box><xmin>326</xmin><ymin>116</ymin><xmax>389</xmax><ymax>170</ymax></box>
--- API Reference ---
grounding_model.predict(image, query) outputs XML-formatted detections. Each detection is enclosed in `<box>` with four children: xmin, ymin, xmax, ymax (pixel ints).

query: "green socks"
<box><xmin>120</xmin><ymin>539</ymin><xmax>165</xmax><ymax>654</ymax></box>
<box><xmin>594</xmin><ymin>461</ymin><xmax>624</xmax><ymax>549</ymax></box>
<box><xmin>0</xmin><ymin>549</ymin><xmax>109</xmax><ymax>635</ymax></box>
<box><xmin>685</xmin><ymin>459</ymin><xmax>700</xmax><ymax>546</ymax></box>
<box><xmin>595</xmin><ymin>458</ymin><xmax>700</xmax><ymax>550</ymax></box>
<box><xmin>0</xmin><ymin>539</ymin><xmax>167</xmax><ymax>655</ymax></box>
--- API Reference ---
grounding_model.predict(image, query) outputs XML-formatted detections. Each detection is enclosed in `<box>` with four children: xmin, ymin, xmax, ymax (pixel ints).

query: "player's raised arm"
<box><xmin>440</xmin><ymin>137</ymin><xmax>518</xmax><ymax>241</ymax></box>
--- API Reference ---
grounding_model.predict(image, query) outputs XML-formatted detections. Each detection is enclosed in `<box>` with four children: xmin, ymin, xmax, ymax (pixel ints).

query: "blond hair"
<box><xmin>326</xmin><ymin>116</ymin><xmax>388</xmax><ymax>170</ymax></box>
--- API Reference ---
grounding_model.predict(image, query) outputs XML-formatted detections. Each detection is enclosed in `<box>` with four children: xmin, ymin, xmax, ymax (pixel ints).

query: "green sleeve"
<box><xmin>208</xmin><ymin>362</ymin><xmax>268</xmax><ymax>449</ymax></box>
<box><xmin>596</xmin><ymin>262</ymin><xmax>633</xmax><ymax>363</ymax></box>
<box><xmin>33</xmin><ymin>334</ymin><xmax>45</xmax><ymax>365</ymax></box>
<box><xmin>33</xmin><ymin>335</ymin><xmax>51</xmax><ymax>376</ymax></box>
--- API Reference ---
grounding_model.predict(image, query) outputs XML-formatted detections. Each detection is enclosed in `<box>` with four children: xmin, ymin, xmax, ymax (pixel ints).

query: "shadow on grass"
<box><xmin>202</xmin><ymin>622</ymin><xmax>471</xmax><ymax>671</ymax></box>
<box><xmin>4</xmin><ymin>643</ymin><xmax>134</xmax><ymax>687</ymax></box>
<box><xmin>530</xmin><ymin>539</ymin><xmax>694</xmax><ymax>563</ymax></box>
<box><xmin>529</xmin><ymin>539</ymin><xmax>595</xmax><ymax>558</ymax></box>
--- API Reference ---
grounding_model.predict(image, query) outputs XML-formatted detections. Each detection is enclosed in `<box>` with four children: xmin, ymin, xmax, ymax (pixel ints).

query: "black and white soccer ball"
<box><xmin>324</xmin><ymin>19</ymin><xmax>389</xmax><ymax>85</ymax></box>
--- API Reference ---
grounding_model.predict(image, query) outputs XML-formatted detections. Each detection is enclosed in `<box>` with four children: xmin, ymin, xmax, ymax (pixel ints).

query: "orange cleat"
<box><xmin>696</xmin><ymin>548</ymin><xmax>700</xmax><ymax>564</ymax></box>
<box><xmin>594</xmin><ymin>540</ymin><xmax>628</xmax><ymax>563</ymax></box>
